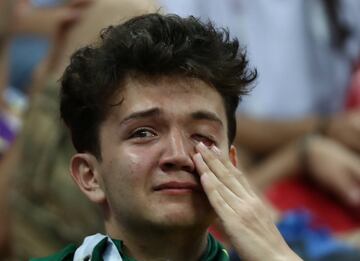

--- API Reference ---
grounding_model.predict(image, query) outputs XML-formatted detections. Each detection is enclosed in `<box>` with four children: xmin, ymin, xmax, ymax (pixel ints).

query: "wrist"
<box><xmin>272</xmin><ymin>244</ymin><xmax>303</xmax><ymax>261</ymax></box>
<box><xmin>315</xmin><ymin>116</ymin><xmax>331</xmax><ymax>136</ymax></box>
<box><xmin>297</xmin><ymin>134</ymin><xmax>312</xmax><ymax>174</ymax></box>
<box><xmin>280</xmin><ymin>252</ymin><xmax>303</xmax><ymax>261</ymax></box>
<box><xmin>297</xmin><ymin>133</ymin><xmax>328</xmax><ymax>175</ymax></box>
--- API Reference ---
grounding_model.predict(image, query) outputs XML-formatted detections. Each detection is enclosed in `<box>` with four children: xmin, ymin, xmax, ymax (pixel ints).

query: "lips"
<box><xmin>153</xmin><ymin>181</ymin><xmax>201</xmax><ymax>192</ymax></box>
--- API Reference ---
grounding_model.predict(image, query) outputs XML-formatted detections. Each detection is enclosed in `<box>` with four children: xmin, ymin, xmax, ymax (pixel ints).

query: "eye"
<box><xmin>192</xmin><ymin>134</ymin><xmax>215</xmax><ymax>147</ymax></box>
<box><xmin>129</xmin><ymin>128</ymin><xmax>157</xmax><ymax>139</ymax></box>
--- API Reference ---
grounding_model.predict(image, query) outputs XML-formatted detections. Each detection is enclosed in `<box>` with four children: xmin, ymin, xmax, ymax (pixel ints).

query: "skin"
<box><xmin>11</xmin><ymin>0</ymin><xmax>92</xmax><ymax>37</ymax></box>
<box><xmin>71</xmin><ymin>75</ymin><xmax>300</xmax><ymax>260</ymax></box>
<box><xmin>306</xmin><ymin>136</ymin><xmax>360</xmax><ymax>205</ymax></box>
<box><xmin>236</xmin><ymin>112</ymin><xmax>360</xmax><ymax>206</ymax></box>
<box><xmin>194</xmin><ymin>143</ymin><xmax>300</xmax><ymax>261</ymax></box>
<box><xmin>245</xmin><ymin>134</ymin><xmax>360</xmax><ymax>206</ymax></box>
<box><xmin>0</xmin><ymin>0</ymin><xmax>93</xmax><ymax>104</ymax></box>
<box><xmin>325</xmin><ymin>111</ymin><xmax>360</xmax><ymax>153</ymax></box>
<box><xmin>236</xmin><ymin>118</ymin><xmax>360</xmax><ymax>206</ymax></box>
<box><xmin>236</xmin><ymin>111</ymin><xmax>360</xmax><ymax>155</ymax></box>
<box><xmin>235</xmin><ymin>115</ymin><xmax>319</xmax><ymax>154</ymax></box>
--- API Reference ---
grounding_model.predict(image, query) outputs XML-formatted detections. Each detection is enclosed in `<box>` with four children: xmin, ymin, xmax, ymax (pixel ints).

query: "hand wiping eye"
<box><xmin>192</xmin><ymin>134</ymin><xmax>215</xmax><ymax>147</ymax></box>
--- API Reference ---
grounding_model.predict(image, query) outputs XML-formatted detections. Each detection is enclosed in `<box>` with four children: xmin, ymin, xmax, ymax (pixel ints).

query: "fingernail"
<box><xmin>193</xmin><ymin>152</ymin><xmax>202</xmax><ymax>161</ymax></box>
<box><xmin>210</xmin><ymin>145</ymin><xmax>221</xmax><ymax>155</ymax></box>
<box><xmin>198</xmin><ymin>141</ymin><xmax>207</xmax><ymax>150</ymax></box>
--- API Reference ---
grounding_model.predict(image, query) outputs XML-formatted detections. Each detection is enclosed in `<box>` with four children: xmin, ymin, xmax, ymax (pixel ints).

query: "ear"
<box><xmin>70</xmin><ymin>153</ymin><xmax>106</xmax><ymax>204</ymax></box>
<box><xmin>228</xmin><ymin>145</ymin><xmax>238</xmax><ymax>168</ymax></box>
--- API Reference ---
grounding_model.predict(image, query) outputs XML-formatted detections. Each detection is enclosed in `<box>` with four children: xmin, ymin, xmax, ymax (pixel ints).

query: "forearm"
<box><xmin>236</xmin><ymin>115</ymin><xmax>319</xmax><ymax>154</ymax></box>
<box><xmin>248</xmin><ymin>141</ymin><xmax>301</xmax><ymax>191</ymax></box>
<box><xmin>0</xmin><ymin>139</ymin><xmax>22</xmax><ymax>258</ymax></box>
<box><xmin>0</xmin><ymin>40</ymin><xmax>10</xmax><ymax>109</ymax></box>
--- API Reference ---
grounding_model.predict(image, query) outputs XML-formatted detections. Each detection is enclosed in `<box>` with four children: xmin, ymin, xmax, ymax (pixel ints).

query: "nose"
<box><xmin>159</xmin><ymin>129</ymin><xmax>195</xmax><ymax>173</ymax></box>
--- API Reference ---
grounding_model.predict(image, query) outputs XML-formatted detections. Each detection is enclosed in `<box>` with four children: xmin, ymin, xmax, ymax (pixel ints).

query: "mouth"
<box><xmin>153</xmin><ymin>181</ymin><xmax>202</xmax><ymax>194</ymax></box>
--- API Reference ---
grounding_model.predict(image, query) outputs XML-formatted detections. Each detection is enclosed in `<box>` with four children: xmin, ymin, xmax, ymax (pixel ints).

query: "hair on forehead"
<box><xmin>60</xmin><ymin>13</ymin><xmax>257</xmax><ymax>159</ymax></box>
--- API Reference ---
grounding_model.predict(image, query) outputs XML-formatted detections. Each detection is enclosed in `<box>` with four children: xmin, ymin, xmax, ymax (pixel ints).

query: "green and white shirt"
<box><xmin>30</xmin><ymin>233</ymin><xmax>230</xmax><ymax>261</ymax></box>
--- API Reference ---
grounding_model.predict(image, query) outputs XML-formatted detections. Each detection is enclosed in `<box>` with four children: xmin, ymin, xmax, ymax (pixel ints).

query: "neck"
<box><xmin>105</xmin><ymin>218</ymin><xmax>209</xmax><ymax>261</ymax></box>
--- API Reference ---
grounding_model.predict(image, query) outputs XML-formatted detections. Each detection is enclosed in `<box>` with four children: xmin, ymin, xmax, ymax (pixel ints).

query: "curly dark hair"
<box><xmin>60</xmin><ymin>13</ymin><xmax>256</xmax><ymax>159</ymax></box>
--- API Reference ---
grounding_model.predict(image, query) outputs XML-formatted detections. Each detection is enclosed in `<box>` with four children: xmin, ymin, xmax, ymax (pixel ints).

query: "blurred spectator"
<box><xmin>232</xmin><ymin>0</ymin><xmax>360</xmax><ymax>216</ymax></box>
<box><xmin>0</xmin><ymin>1</ymin><xmax>15</xmax><ymax>257</ymax></box>
<box><xmin>0</xmin><ymin>0</ymin><xmax>157</xmax><ymax>259</ymax></box>
<box><xmin>0</xmin><ymin>0</ymin><xmax>92</xmax><ymax>156</ymax></box>
<box><xmin>9</xmin><ymin>0</ymin><xmax>83</xmax><ymax>94</ymax></box>
<box><xmin>1</xmin><ymin>1</ymin><xmax>93</xmax><ymax>258</ymax></box>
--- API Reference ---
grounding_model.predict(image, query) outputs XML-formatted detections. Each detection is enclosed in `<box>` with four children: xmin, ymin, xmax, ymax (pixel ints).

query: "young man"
<box><xmin>33</xmin><ymin>13</ymin><xmax>301</xmax><ymax>260</ymax></box>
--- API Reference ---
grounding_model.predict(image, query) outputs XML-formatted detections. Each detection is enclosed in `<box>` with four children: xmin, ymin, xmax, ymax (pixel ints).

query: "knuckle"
<box><xmin>238</xmin><ymin>198</ymin><xmax>264</xmax><ymax>222</ymax></box>
<box><xmin>235</xmin><ymin>169</ymin><xmax>245</xmax><ymax>178</ymax></box>
<box><xmin>222</xmin><ymin>175</ymin><xmax>232</xmax><ymax>185</ymax></box>
<box><xmin>213</xmin><ymin>195</ymin><xmax>223</xmax><ymax>207</ymax></box>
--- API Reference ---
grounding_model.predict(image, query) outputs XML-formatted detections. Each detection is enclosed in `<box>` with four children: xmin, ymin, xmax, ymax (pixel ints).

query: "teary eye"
<box><xmin>129</xmin><ymin>128</ymin><xmax>156</xmax><ymax>139</ymax></box>
<box><xmin>192</xmin><ymin>134</ymin><xmax>215</xmax><ymax>147</ymax></box>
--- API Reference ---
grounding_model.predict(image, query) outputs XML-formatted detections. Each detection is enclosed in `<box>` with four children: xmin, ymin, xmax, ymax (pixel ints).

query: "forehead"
<box><xmin>108</xmin><ymin>75</ymin><xmax>227</xmax><ymax>124</ymax></box>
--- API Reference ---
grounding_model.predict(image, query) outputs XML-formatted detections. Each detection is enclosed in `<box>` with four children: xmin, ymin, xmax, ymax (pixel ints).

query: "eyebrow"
<box><xmin>120</xmin><ymin>108</ymin><xmax>161</xmax><ymax>125</ymax></box>
<box><xmin>190</xmin><ymin>111</ymin><xmax>223</xmax><ymax>127</ymax></box>
<box><xmin>120</xmin><ymin>108</ymin><xmax>223</xmax><ymax>127</ymax></box>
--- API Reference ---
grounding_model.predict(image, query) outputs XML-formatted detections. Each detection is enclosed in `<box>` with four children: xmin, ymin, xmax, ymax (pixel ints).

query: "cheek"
<box><xmin>125</xmin><ymin>147</ymin><xmax>160</xmax><ymax>181</ymax></box>
<box><xmin>127</xmin><ymin>151</ymin><xmax>147</xmax><ymax>177</ymax></box>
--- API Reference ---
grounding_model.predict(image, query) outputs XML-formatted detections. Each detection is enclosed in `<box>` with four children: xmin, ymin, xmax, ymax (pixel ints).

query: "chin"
<box><xmin>152</xmin><ymin>205</ymin><xmax>215</xmax><ymax>229</ymax></box>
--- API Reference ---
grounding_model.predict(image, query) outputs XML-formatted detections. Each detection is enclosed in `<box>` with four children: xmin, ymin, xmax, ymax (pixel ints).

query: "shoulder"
<box><xmin>29</xmin><ymin>244</ymin><xmax>77</xmax><ymax>261</ymax></box>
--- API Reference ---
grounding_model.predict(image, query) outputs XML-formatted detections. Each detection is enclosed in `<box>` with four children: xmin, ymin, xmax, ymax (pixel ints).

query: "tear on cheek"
<box><xmin>127</xmin><ymin>151</ymin><xmax>143</xmax><ymax>165</ymax></box>
<box><xmin>126</xmin><ymin>153</ymin><xmax>143</xmax><ymax>175</ymax></box>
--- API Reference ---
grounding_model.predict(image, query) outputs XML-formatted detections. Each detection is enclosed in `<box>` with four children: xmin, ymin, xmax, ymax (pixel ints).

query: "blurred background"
<box><xmin>1</xmin><ymin>0</ymin><xmax>360</xmax><ymax>260</ymax></box>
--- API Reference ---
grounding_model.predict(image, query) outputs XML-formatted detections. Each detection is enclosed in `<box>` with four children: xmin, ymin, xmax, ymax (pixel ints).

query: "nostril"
<box><xmin>160</xmin><ymin>161</ymin><xmax>194</xmax><ymax>172</ymax></box>
<box><xmin>162</xmin><ymin>162</ymin><xmax>176</xmax><ymax>171</ymax></box>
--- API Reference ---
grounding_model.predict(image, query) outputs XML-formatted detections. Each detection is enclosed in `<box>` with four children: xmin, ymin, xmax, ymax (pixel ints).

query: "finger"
<box><xmin>201</xmin><ymin>173</ymin><xmax>237</xmax><ymax>217</ymax></box>
<box><xmin>194</xmin><ymin>152</ymin><xmax>248</xmax><ymax>204</ymax></box>
<box><xmin>345</xmin><ymin>157</ymin><xmax>360</xmax><ymax>205</ymax></box>
<box><xmin>193</xmin><ymin>152</ymin><xmax>212</xmax><ymax>178</ymax></box>
<box><xmin>196</xmin><ymin>142</ymin><xmax>254</xmax><ymax>196</ymax></box>
<box><xmin>345</xmin><ymin>131</ymin><xmax>360</xmax><ymax>152</ymax></box>
<box><xmin>346</xmin><ymin>153</ymin><xmax>360</xmax><ymax>178</ymax></box>
<box><xmin>196</xmin><ymin>142</ymin><xmax>228</xmax><ymax>175</ymax></box>
<box><xmin>209</xmin><ymin>144</ymin><xmax>235</xmax><ymax>169</ymax></box>
<box><xmin>195</xmin><ymin>145</ymin><xmax>248</xmax><ymax>198</ymax></box>
<box><xmin>210</xmin><ymin>145</ymin><xmax>254</xmax><ymax>195</ymax></box>
<box><xmin>198</xmin><ymin>161</ymin><xmax>243</xmax><ymax>216</ymax></box>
